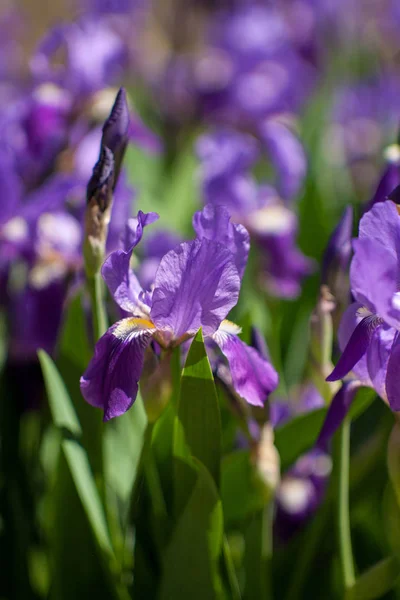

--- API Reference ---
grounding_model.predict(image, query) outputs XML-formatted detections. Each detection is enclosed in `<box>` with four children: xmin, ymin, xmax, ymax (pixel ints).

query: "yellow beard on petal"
<box><xmin>113</xmin><ymin>317</ymin><xmax>156</xmax><ymax>339</ymax></box>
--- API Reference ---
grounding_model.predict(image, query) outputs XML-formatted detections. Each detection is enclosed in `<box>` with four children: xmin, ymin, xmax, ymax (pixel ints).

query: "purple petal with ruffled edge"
<box><xmin>102</xmin><ymin>210</ymin><xmax>158</xmax><ymax>314</ymax></box>
<box><xmin>327</xmin><ymin>313</ymin><xmax>382</xmax><ymax>382</ymax></box>
<box><xmin>212</xmin><ymin>320</ymin><xmax>278</xmax><ymax>406</ymax></box>
<box><xmin>151</xmin><ymin>239</ymin><xmax>240</xmax><ymax>338</ymax></box>
<box><xmin>350</xmin><ymin>236</ymin><xmax>399</xmax><ymax>324</ymax></box>
<box><xmin>192</xmin><ymin>204</ymin><xmax>250</xmax><ymax>279</ymax></box>
<box><xmin>80</xmin><ymin>317</ymin><xmax>155</xmax><ymax>421</ymax></box>
<box><xmin>259</xmin><ymin>120</ymin><xmax>307</xmax><ymax>202</ymax></box>
<box><xmin>358</xmin><ymin>200</ymin><xmax>400</xmax><ymax>257</ymax></box>
<box><xmin>385</xmin><ymin>332</ymin><xmax>400</xmax><ymax>411</ymax></box>
<box><xmin>316</xmin><ymin>381</ymin><xmax>361</xmax><ymax>450</ymax></box>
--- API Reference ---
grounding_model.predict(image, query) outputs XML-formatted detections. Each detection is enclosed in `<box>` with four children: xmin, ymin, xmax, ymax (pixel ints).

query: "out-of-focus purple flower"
<box><xmin>326</xmin><ymin>200</ymin><xmax>400</xmax><ymax>410</ymax></box>
<box><xmin>269</xmin><ymin>384</ymin><xmax>330</xmax><ymax>541</ymax></box>
<box><xmin>321</xmin><ymin>206</ymin><xmax>353</xmax><ymax>288</ymax></box>
<box><xmin>366</xmin><ymin>143</ymin><xmax>400</xmax><ymax>210</ymax></box>
<box><xmin>30</xmin><ymin>19</ymin><xmax>127</xmax><ymax>94</ymax></box>
<box><xmin>152</xmin><ymin>2</ymin><xmax>315</xmax><ymax>129</ymax></box>
<box><xmin>326</xmin><ymin>77</ymin><xmax>400</xmax><ymax>193</ymax></box>
<box><xmin>259</xmin><ymin>117</ymin><xmax>307</xmax><ymax>202</ymax></box>
<box><xmin>197</xmin><ymin>129</ymin><xmax>313</xmax><ymax>298</ymax></box>
<box><xmin>275</xmin><ymin>447</ymin><xmax>331</xmax><ymax>542</ymax></box>
<box><xmin>80</xmin><ymin>204</ymin><xmax>278</xmax><ymax>420</ymax></box>
<box><xmin>250</xmin><ymin>193</ymin><xmax>315</xmax><ymax>298</ymax></box>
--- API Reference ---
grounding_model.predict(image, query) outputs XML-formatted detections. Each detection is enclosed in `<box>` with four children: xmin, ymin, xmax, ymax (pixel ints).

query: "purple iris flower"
<box><xmin>326</xmin><ymin>200</ymin><xmax>400</xmax><ymax>410</ymax></box>
<box><xmin>197</xmin><ymin>129</ymin><xmax>313</xmax><ymax>298</ymax></box>
<box><xmin>271</xmin><ymin>385</ymin><xmax>331</xmax><ymax>541</ymax></box>
<box><xmin>30</xmin><ymin>18</ymin><xmax>127</xmax><ymax>94</ymax></box>
<box><xmin>152</xmin><ymin>2</ymin><xmax>315</xmax><ymax>129</ymax></box>
<box><xmin>80</xmin><ymin>204</ymin><xmax>279</xmax><ymax>421</ymax></box>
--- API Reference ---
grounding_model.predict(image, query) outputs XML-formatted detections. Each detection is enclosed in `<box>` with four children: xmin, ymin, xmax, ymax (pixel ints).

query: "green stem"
<box><xmin>336</xmin><ymin>417</ymin><xmax>355</xmax><ymax>591</ymax></box>
<box><xmin>88</xmin><ymin>271</ymin><xmax>108</xmax><ymax>341</ymax></box>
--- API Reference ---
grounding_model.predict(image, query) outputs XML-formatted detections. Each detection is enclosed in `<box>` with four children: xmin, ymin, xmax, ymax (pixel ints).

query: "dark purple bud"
<box><xmin>101</xmin><ymin>87</ymin><xmax>130</xmax><ymax>188</ymax></box>
<box><xmin>86</xmin><ymin>146</ymin><xmax>114</xmax><ymax>211</ymax></box>
<box><xmin>321</xmin><ymin>206</ymin><xmax>353</xmax><ymax>286</ymax></box>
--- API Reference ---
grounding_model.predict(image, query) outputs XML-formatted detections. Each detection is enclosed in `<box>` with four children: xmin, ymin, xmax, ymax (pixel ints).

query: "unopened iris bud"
<box><xmin>100</xmin><ymin>87</ymin><xmax>130</xmax><ymax>187</ymax></box>
<box><xmin>84</xmin><ymin>147</ymin><xmax>115</xmax><ymax>275</ymax></box>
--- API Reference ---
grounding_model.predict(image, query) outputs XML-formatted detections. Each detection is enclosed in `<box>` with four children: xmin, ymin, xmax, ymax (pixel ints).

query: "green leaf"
<box><xmin>56</xmin><ymin>291</ymin><xmax>104</xmax><ymax>483</ymax></box>
<box><xmin>38</xmin><ymin>351</ymin><xmax>117</xmax><ymax>566</ymax></box>
<box><xmin>175</xmin><ymin>329</ymin><xmax>221</xmax><ymax>486</ymax></box>
<box><xmin>344</xmin><ymin>557</ymin><xmax>400</xmax><ymax>600</ymax></box>
<box><xmin>159</xmin><ymin>460</ymin><xmax>223</xmax><ymax>600</ymax></box>
<box><xmin>221</xmin><ymin>450</ymin><xmax>272</xmax><ymax>526</ymax></box>
<box><xmin>274</xmin><ymin>408</ymin><xmax>327</xmax><ymax>471</ymax></box>
<box><xmin>348</xmin><ymin>388</ymin><xmax>375</xmax><ymax>420</ymax></box>
<box><xmin>103</xmin><ymin>394</ymin><xmax>147</xmax><ymax>511</ymax></box>
<box><xmin>39</xmin><ymin>349</ymin><xmax>81</xmax><ymax>437</ymax></box>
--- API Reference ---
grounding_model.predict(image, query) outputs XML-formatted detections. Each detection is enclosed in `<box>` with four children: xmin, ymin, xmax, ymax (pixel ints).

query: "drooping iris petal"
<box><xmin>192</xmin><ymin>204</ymin><xmax>250</xmax><ymax>278</ymax></box>
<box><xmin>337</xmin><ymin>302</ymin><xmax>371</xmax><ymax>385</ymax></box>
<box><xmin>80</xmin><ymin>317</ymin><xmax>155</xmax><ymax>421</ymax></box>
<box><xmin>102</xmin><ymin>210</ymin><xmax>158</xmax><ymax>314</ymax></box>
<box><xmin>212</xmin><ymin>320</ymin><xmax>278</xmax><ymax>406</ymax></box>
<box><xmin>259</xmin><ymin>120</ymin><xmax>307</xmax><ymax>201</ymax></box>
<box><xmin>350</xmin><ymin>236</ymin><xmax>399</xmax><ymax>324</ymax></box>
<box><xmin>316</xmin><ymin>381</ymin><xmax>361</xmax><ymax>450</ymax></box>
<box><xmin>366</xmin><ymin>325</ymin><xmax>396</xmax><ymax>401</ymax></box>
<box><xmin>327</xmin><ymin>313</ymin><xmax>382</xmax><ymax>382</ymax></box>
<box><xmin>385</xmin><ymin>332</ymin><xmax>400</xmax><ymax>411</ymax></box>
<box><xmin>151</xmin><ymin>238</ymin><xmax>240</xmax><ymax>338</ymax></box>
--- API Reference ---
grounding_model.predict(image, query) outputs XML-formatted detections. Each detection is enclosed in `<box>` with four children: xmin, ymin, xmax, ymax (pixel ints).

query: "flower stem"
<box><xmin>335</xmin><ymin>416</ymin><xmax>355</xmax><ymax>591</ymax></box>
<box><xmin>88</xmin><ymin>270</ymin><xmax>108</xmax><ymax>341</ymax></box>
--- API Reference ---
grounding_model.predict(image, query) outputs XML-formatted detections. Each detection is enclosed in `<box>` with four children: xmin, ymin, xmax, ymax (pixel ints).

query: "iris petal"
<box><xmin>385</xmin><ymin>332</ymin><xmax>400</xmax><ymax>411</ymax></box>
<box><xmin>151</xmin><ymin>238</ymin><xmax>240</xmax><ymax>338</ymax></box>
<box><xmin>102</xmin><ymin>210</ymin><xmax>158</xmax><ymax>314</ymax></box>
<box><xmin>212</xmin><ymin>320</ymin><xmax>278</xmax><ymax>406</ymax></box>
<box><xmin>80</xmin><ymin>317</ymin><xmax>155</xmax><ymax>421</ymax></box>
<box><xmin>327</xmin><ymin>314</ymin><xmax>382</xmax><ymax>382</ymax></box>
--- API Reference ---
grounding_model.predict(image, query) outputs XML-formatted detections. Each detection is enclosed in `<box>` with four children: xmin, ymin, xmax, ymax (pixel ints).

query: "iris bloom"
<box><xmin>327</xmin><ymin>200</ymin><xmax>400</xmax><ymax>410</ymax></box>
<box><xmin>80</xmin><ymin>204</ymin><xmax>279</xmax><ymax>421</ymax></box>
<box><xmin>197</xmin><ymin>129</ymin><xmax>313</xmax><ymax>298</ymax></box>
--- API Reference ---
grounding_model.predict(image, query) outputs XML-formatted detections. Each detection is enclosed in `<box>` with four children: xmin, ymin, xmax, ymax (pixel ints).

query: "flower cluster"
<box><xmin>197</xmin><ymin>128</ymin><xmax>313</xmax><ymax>298</ymax></box>
<box><xmin>80</xmin><ymin>204</ymin><xmax>279</xmax><ymax>420</ymax></box>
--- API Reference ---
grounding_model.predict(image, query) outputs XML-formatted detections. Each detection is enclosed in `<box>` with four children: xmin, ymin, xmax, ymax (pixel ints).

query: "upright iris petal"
<box><xmin>102</xmin><ymin>210</ymin><xmax>159</xmax><ymax>314</ymax></box>
<box><xmin>150</xmin><ymin>238</ymin><xmax>240</xmax><ymax>338</ymax></box>
<box><xmin>192</xmin><ymin>204</ymin><xmax>250</xmax><ymax>278</ymax></box>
